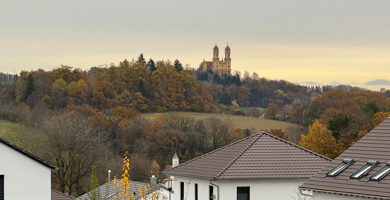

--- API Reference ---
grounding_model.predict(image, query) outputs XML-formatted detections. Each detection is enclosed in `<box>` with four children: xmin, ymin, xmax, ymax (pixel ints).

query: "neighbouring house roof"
<box><xmin>0</xmin><ymin>137</ymin><xmax>56</xmax><ymax>170</ymax></box>
<box><xmin>158</xmin><ymin>165</ymin><xmax>172</xmax><ymax>184</ymax></box>
<box><xmin>51</xmin><ymin>189</ymin><xmax>73</xmax><ymax>200</ymax></box>
<box><xmin>77</xmin><ymin>180</ymin><xmax>148</xmax><ymax>200</ymax></box>
<box><xmin>163</xmin><ymin>131</ymin><xmax>331</xmax><ymax>180</ymax></box>
<box><xmin>300</xmin><ymin>118</ymin><xmax>390</xmax><ymax>199</ymax></box>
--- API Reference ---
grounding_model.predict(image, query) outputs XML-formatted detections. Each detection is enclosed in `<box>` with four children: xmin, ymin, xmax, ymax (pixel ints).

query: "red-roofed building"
<box><xmin>198</xmin><ymin>44</ymin><xmax>231</xmax><ymax>75</ymax></box>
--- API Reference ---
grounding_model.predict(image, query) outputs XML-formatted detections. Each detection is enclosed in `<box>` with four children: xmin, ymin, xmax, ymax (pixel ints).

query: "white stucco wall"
<box><xmin>312</xmin><ymin>192</ymin><xmax>367</xmax><ymax>200</ymax></box>
<box><xmin>0</xmin><ymin>142</ymin><xmax>52</xmax><ymax>200</ymax></box>
<box><xmin>173</xmin><ymin>175</ymin><xmax>308</xmax><ymax>200</ymax></box>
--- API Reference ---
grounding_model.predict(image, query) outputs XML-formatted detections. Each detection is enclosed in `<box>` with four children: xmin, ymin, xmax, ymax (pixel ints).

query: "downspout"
<box><xmin>209</xmin><ymin>180</ymin><xmax>219</xmax><ymax>200</ymax></box>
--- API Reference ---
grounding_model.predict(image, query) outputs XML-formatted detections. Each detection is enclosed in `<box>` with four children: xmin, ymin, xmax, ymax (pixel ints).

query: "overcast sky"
<box><xmin>1</xmin><ymin>0</ymin><xmax>390</xmax><ymax>90</ymax></box>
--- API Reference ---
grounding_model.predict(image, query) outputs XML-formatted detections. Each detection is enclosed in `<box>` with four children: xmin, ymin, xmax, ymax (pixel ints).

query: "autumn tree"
<box><xmin>266</xmin><ymin>102</ymin><xmax>280</xmax><ymax>120</ymax></box>
<box><xmin>299</xmin><ymin>120</ymin><xmax>344</xmax><ymax>159</ymax></box>
<box><xmin>267</xmin><ymin>129</ymin><xmax>288</xmax><ymax>140</ymax></box>
<box><xmin>327</xmin><ymin>113</ymin><xmax>350</xmax><ymax>140</ymax></box>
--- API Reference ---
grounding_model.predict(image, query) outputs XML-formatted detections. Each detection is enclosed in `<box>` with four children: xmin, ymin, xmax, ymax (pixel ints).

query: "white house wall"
<box><xmin>174</xmin><ymin>175</ymin><xmax>308</xmax><ymax>200</ymax></box>
<box><xmin>0</xmin><ymin>143</ymin><xmax>52</xmax><ymax>200</ymax></box>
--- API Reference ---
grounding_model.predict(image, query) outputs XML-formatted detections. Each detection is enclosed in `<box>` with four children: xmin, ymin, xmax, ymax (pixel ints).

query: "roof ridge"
<box><xmin>163</xmin><ymin>133</ymin><xmax>261</xmax><ymax>173</ymax></box>
<box><xmin>214</xmin><ymin>133</ymin><xmax>263</xmax><ymax>179</ymax></box>
<box><xmin>0</xmin><ymin>137</ymin><xmax>56</xmax><ymax>169</ymax></box>
<box><xmin>260</xmin><ymin>131</ymin><xmax>332</xmax><ymax>161</ymax></box>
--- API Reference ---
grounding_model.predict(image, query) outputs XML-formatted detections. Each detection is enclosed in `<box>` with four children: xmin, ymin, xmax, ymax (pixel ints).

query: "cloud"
<box><xmin>329</xmin><ymin>81</ymin><xmax>341</xmax><ymax>85</ymax></box>
<box><xmin>365</xmin><ymin>79</ymin><xmax>390</xmax><ymax>85</ymax></box>
<box><xmin>303</xmin><ymin>81</ymin><xmax>320</xmax><ymax>86</ymax></box>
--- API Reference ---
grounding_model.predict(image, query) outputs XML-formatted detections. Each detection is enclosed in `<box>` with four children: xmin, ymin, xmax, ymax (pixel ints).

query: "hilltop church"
<box><xmin>198</xmin><ymin>44</ymin><xmax>231</xmax><ymax>75</ymax></box>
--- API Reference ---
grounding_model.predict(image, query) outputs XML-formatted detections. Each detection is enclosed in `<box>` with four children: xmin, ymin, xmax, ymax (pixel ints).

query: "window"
<box><xmin>326</xmin><ymin>159</ymin><xmax>354</xmax><ymax>177</ymax></box>
<box><xmin>237</xmin><ymin>187</ymin><xmax>250</xmax><ymax>200</ymax></box>
<box><xmin>0</xmin><ymin>175</ymin><xmax>4</xmax><ymax>200</ymax></box>
<box><xmin>180</xmin><ymin>182</ymin><xmax>184</xmax><ymax>200</ymax></box>
<box><xmin>195</xmin><ymin>183</ymin><xmax>198</xmax><ymax>200</ymax></box>
<box><xmin>370</xmin><ymin>162</ymin><xmax>390</xmax><ymax>181</ymax></box>
<box><xmin>350</xmin><ymin>160</ymin><xmax>379</xmax><ymax>180</ymax></box>
<box><xmin>209</xmin><ymin>185</ymin><xmax>214</xmax><ymax>200</ymax></box>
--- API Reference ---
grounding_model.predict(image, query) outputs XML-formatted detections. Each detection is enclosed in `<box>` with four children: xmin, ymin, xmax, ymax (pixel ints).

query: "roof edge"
<box><xmin>260</xmin><ymin>131</ymin><xmax>332</xmax><ymax>161</ymax></box>
<box><xmin>300</xmin><ymin>188</ymin><xmax>390</xmax><ymax>200</ymax></box>
<box><xmin>163</xmin><ymin>133</ymin><xmax>262</xmax><ymax>174</ymax></box>
<box><xmin>0</xmin><ymin>137</ymin><xmax>56</xmax><ymax>170</ymax></box>
<box><xmin>214</xmin><ymin>133</ymin><xmax>263</xmax><ymax>179</ymax></box>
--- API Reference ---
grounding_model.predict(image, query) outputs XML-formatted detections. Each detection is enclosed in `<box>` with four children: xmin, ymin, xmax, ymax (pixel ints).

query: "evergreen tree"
<box><xmin>146</xmin><ymin>58</ymin><xmax>156</xmax><ymax>72</ymax></box>
<box><xmin>174</xmin><ymin>59</ymin><xmax>183</xmax><ymax>72</ymax></box>
<box><xmin>219</xmin><ymin>91</ymin><xmax>232</xmax><ymax>105</ymax></box>
<box><xmin>137</xmin><ymin>53</ymin><xmax>146</xmax><ymax>65</ymax></box>
<box><xmin>24</xmin><ymin>73</ymin><xmax>34</xmax><ymax>101</ymax></box>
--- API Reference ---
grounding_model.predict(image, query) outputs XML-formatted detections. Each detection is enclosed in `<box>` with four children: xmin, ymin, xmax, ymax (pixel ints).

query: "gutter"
<box><xmin>299</xmin><ymin>188</ymin><xmax>390</xmax><ymax>200</ymax></box>
<box><xmin>209</xmin><ymin>180</ymin><xmax>219</xmax><ymax>200</ymax></box>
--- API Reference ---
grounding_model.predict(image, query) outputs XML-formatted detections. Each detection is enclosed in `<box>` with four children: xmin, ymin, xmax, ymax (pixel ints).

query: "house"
<box><xmin>77</xmin><ymin>179</ymin><xmax>148</xmax><ymax>199</ymax></box>
<box><xmin>51</xmin><ymin>189</ymin><xmax>73</xmax><ymax>200</ymax></box>
<box><xmin>163</xmin><ymin>131</ymin><xmax>331</xmax><ymax>200</ymax></box>
<box><xmin>0</xmin><ymin>137</ymin><xmax>56</xmax><ymax>200</ymax></box>
<box><xmin>300</xmin><ymin>117</ymin><xmax>390</xmax><ymax>200</ymax></box>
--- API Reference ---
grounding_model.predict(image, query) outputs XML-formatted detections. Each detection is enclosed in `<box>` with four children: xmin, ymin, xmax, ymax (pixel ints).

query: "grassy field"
<box><xmin>142</xmin><ymin>112</ymin><xmax>302</xmax><ymax>131</ymax></box>
<box><xmin>0</xmin><ymin>119</ymin><xmax>17</xmax><ymax>139</ymax></box>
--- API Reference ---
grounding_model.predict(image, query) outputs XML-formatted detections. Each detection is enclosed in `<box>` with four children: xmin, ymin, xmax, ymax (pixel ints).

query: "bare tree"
<box><xmin>35</xmin><ymin>112</ymin><xmax>112</xmax><ymax>196</ymax></box>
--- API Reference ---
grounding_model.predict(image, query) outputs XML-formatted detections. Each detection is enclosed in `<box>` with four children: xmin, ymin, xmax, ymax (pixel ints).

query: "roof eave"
<box><xmin>164</xmin><ymin>173</ymin><xmax>310</xmax><ymax>181</ymax></box>
<box><xmin>299</xmin><ymin>188</ymin><xmax>390</xmax><ymax>200</ymax></box>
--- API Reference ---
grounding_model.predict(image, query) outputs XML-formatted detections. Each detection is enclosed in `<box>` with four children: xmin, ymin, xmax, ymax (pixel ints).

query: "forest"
<box><xmin>1</xmin><ymin>54</ymin><xmax>390</xmax><ymax>197</ymax></box>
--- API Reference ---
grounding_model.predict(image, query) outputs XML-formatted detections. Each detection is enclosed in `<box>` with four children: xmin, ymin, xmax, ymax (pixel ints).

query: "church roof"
<box><xmin>213</xmin><ymin>45</ymin><xmax>219</xmax><ymax>50</ymax></box>
<box><xmin>225</xmin><ymin>45</ymin><xmax>230</xmax><ymax>51</ymax></box>
<box><xmin>198</xmin><ymin>61</ymin><xmax>213</xmax><ymax>71</ymax></box>
<box><xmin>173</xmin><ymin>153</ymin><xmax>179</xmax><ymax>159</ymax></box>
<box><xmin>163</xmin><ymin>131</ymin><xmax>331</xmax><ymax>180</ymax></box>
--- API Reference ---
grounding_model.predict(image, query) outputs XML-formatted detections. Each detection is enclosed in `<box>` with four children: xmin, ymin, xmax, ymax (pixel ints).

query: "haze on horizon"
<box><xmin>1</xmin><ymin>0</ymin><xmax>389</xmax><ymax>91</ymax></box>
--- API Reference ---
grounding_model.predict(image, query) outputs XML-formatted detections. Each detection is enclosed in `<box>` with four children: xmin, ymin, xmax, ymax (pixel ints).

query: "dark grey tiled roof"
<box><xmin>164</xmin><ymin>131</ymin><xmax>331</xmax><ymax>180</ymax></box>
<box><xmin>300</xmin><ymin>118</ymin><xmax>390</xmax><ymax>199</ymax></box>
<box><xmin>51</xmin><ymin>189</ymin><xmax>73</xmax><ymax>200</ymax></box>
<box><xmin>77</xmin><ymin>180</ymin><xmax>148</xmax><ymax>200</ymax></box>
<box><xmin>0</xmin><ymin>137</ymin><xmax>56</xmax><ymax>170</ymax></box>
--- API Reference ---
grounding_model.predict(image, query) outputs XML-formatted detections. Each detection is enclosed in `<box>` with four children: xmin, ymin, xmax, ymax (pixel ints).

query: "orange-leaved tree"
<box><xmin>299</xmin><ymin>120</ymin><xmax>344</xmax><ymax>159</ymax></box>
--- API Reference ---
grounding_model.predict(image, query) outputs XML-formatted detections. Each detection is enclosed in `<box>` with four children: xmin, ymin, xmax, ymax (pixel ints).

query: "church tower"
<box><xmin>225</xmin><ymin>44</ymin><xmax>231</xmax><ymax>70</ymax></box>
<box><xmin>172</xmin><ymin>152</ymin><xmax>179</xmax><ymax>167</ymax></box>
<box><xmin>213</xmin><ymin>44</ymin><xmax>219</xmax><ymax>70</ymax></box>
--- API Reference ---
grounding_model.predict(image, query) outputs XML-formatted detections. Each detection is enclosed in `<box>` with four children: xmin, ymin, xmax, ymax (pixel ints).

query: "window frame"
<box><xmin>237</xmin><ymin>186</ymin><xmax>250</xmax><ymax>200</ymax></box>
<box><xmin>209</xmin><ymin>185</ymin><xmax>214</xmax><ymax>200</ymax></box>
<box><xmin>369</xmin><ymin>162</ymin><xmax>390</xmax><ymax>182</ymax></box>
<box><xmin>0</xmin><ymin>175</ymin><xmax>4</xmax><ymax>200</ymax></box>
<box><xmin>195</xmin><ymin>183</ymin><xmax>198</xmax><ymax>200</ymax></box>
<box><xmin>350</xmin><ymin>160</ymin><xmax>380</xmax><ymax>180</ymax></box>
<box><xmin>180</xmin><ymin>181</ymin><xmax>184</xmax><ymax>200</ymax></box>
<box><xmin>326</xmin><ymin>159</ymin><xmax>355</xmax><ymax>177</ymax></box>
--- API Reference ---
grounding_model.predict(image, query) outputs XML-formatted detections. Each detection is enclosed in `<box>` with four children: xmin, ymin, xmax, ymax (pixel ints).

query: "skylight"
<box><xmin>326</xmin><ymin>159</ymin><xmax>354</xmax><ymax>177</ymax></box>
<box><xmin>350</xmin><ymin>160</ymin><xmax>379</xmax><ymax>180</ymax></box>
<box><xmin>369</xmin><ymin>162</ymin><xmax>390</xmax><ymax>182</ymax></box>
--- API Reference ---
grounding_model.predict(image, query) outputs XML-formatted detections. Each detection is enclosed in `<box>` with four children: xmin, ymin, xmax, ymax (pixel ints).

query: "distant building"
<box><xmin>198</xmin><ymin>44</ymin><xmax>231</xmax><ymax>75</ymax></box>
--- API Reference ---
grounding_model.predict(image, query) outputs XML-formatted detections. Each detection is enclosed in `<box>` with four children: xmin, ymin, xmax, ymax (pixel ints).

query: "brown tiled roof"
<box><xmin>158</xmin><ymin>165</ymin><xmax>172</xmax><ymax>184</ymax></box>
<box><xmin>51</xmin><ymin>189</ymin><xmax>73</xmax><ymax>200</ymax></box>
<box><xmin>163</xmin><ymin>131</ymin><xmax>331</xmax><ymax>180</ymax></box>
<box><xmin>300</xmin><ymin>118</ymin><xmax>390</xmax><ymax>199</ymax></box>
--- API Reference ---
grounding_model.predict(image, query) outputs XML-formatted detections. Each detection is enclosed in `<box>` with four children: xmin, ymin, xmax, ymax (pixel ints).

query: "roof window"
<box><xmin>350</xmin><ymin>160</ymin><xmax>379</xmax><ymax>180</ymax></box>
<box><xmin>369</xmin><ymin>162</ymin><xmax>390</xmax><ymax>182</ymax></box>
<box><xmin>326</xmin><ymin>159</ymin><xmax>354</xmax><ymax>177</ymax></box>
